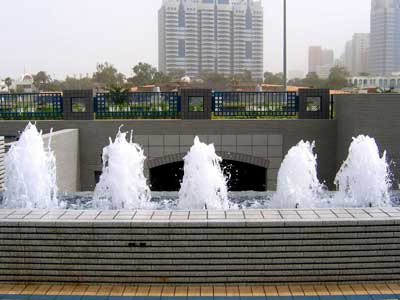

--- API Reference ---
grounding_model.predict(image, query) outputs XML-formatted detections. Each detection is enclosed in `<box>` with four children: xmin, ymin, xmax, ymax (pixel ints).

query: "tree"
<box><xmin>61</xmin><ymin>76</ymin><xmax>93</xmax><ymax>90</ymax></box>
<box><xmin>4</xmin><ymin>77</ymin><xmax>12</xmax><ymax>90</ymax></box>
<box><xmin>200</xmin><ymin>72</ymin><xmax>231</xmax><ymax>86</ymax></box>
<box><xmin>128</xmin><ymin>62</ymin><xmax>157</xmax><ymax>86</ymax></box>
<box><xmin>325</xmin><ymin>66</ymin><xmax>350</xmax><ymax>89</ymax></box>
<box><xmin>33</xmin><ymin>71</ymin><xmax>52</xmax><ymax>91</ymax></box>
<box><xmin>264</xmin><ymin>72</ymin><xmax>283</xmax><ymax>85</ymax></box>
<box><xmin>234</xmin><ymin>70</ymin><xmax>253</xmax><ymax>82</ymax></box>
<box><xmin>153</xmin><ymin>71</ymin><xmax>172</xmax><ymax>85</ymax></box>
<box><xmin>302</xmin><ymin>72</ymin><xmax>324</xmax><ymax>88</ymax></box>
<box><xmin>287</xmin><ymin>78</ymin><xmax>305</xmax><ymax>87</ymax></box>
<box><xmin>93</xmin><ymin>62</ymin><xmax>125</xmax><ymax>88</ymax></box>
<box><xmin>167</xmin><ymin>69</ymin><xmax>185</xmax><ymax>81</ymax></box>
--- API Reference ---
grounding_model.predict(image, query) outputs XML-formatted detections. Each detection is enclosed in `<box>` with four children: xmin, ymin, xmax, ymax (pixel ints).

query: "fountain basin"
<box><xmin>0</xmin><ymin>207</ymin><xmax>400</xmax><ymax>285</ymax></box>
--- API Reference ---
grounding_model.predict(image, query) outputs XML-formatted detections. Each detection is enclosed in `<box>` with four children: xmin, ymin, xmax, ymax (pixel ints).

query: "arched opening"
<box><xmin>150</xmin><ymin>160</ymin><xmax>266</xmax><ymax>192</ymax></box>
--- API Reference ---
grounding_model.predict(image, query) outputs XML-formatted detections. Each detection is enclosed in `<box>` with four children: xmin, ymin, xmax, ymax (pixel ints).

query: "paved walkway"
<box><xmin>0</xmin><ymin>207</ymin><xmax>400</xmax><ymax>222</ymax></box>
<box><xmin>0</xmin><ymin>284</ymin><xmax>399</xmax><ymax>299</ymax></box>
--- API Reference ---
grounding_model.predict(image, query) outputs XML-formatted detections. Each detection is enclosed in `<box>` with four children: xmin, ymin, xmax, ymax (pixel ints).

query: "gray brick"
<box><xmin>133</xmin><ymin>135</ymin><xmax>148</xmax><ymax>147</ymax></box>
<box><xmin>221</xmin><ymin>145</ymin><xmax>236</xmax><ymax>153</ymax></box>
<box><xmin>148</xmin><ymin>135</ymin><xmax>164</xmax><ymax>146</ymax></box>
<box><xmin>148</xmin><ymin>146</ymin><xmax>164</xmax><ymax>158</ymax></box>
<box><xmin>164</xmin><ymin>135</ymin><xmax>179</xmax><ymax>146</ymax></box>
<box><xmin>180</xmin><ymin>135</ymin><xmax>196</xmax><ymax>146</ymax></box>
<box><xmin>207</xmin><ymin>135</ymin><xmax>221</xmax><ymax>145</ymax></box>
<box><xmin>164</xmin><ymin>146</ymin><xmax>180</xmax><ymax>156</ymax></box>
<box><xmin>268</xmin><ymin>157</ymin><xmax>282</xmax><ymax>169</ymax></box>
<box><xmin>237</xmin><ymin>146</ymin><xmax>253</xmax><ymax>156</ymax></box>
<box><xmin>252</xmin><ymin>134</ymin><xmax>268</xmax><ymax>146</ymax></box>
<box><xmin>221</xmin><ymin>135</ymin><xmax>236</xmax><ymax>146</ymax></box>
<box><xmin>253</xmin><ymin>146</ymin><xmax>268</xmax><ymax>158</ymax></box>
<box><xmin>267</xmin><ymin>168</ymin><xmax>279</xmax><ymax>181</ymax></box>
<box><xmin>268</xmin><ymin>145</ymin><xmax>283</xmax><ymax>158</ymax></box>
<box><xmin>268</xmin><ymin>134</ymin><xmax>283</xmax><ymax>146</ymax></box>
<box><xmin>237</xmin><ymin>135</ymin><xmax>252</xmax><ymax>146</ymax></box>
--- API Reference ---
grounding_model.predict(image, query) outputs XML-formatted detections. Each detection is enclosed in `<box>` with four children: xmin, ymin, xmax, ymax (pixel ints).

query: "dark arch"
<box><xmin>148</xmin><ymin>152</ymin><xmax>269</xmax><ymax>192</ymax></box>
<box><xmin>147</xmin><ymin>152</ymin><xmax>269</xmax><ymax>169</ymax></box>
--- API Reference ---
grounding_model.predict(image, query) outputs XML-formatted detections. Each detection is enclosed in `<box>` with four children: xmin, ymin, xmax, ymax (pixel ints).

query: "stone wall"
<box><xmin>0</xmin><ymin>208</ymin><xmax>399</xmax><ymax>285</ymax></box>
<box><xmin>0</xmin><ymin>120</ymin><xmax>337</xmax><ymax>191</ymax></box>
<box><xmin>336</xmin><ymin>94</ymin><xmax>400</xmax><ymax>187</ymax></box>
<box><xmin>42</xmin><ymin>129</ymin><xmax>80</xmax><ymax>192</ymax></box>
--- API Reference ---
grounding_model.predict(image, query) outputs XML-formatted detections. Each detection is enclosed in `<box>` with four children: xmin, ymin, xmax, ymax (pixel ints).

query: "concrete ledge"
<box><xmin>0</xmin><ymin>208</ymin><xmax>399</xmax><ymax>285</ymax></box>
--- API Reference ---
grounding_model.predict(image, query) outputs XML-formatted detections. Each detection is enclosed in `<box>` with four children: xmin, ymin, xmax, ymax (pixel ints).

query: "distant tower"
<box><xmin>369</xmin><ymin>0</ymin><xmax>400</xmax><ymax>75</ymax></box>
<box><xmin>158</xmin><ymin>0</ymin><xmax>264</xmax><ymax>80</ymax></box>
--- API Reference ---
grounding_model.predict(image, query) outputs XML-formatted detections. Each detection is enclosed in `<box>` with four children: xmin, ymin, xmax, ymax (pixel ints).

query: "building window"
<box><xmin>245</xmin><ymin>42</ymin><xmax>252</xmax><ymax>59</ymax></box>
<box><xmin>71</xmin><ymin>98</ymin><xmax>87</xmax><ymax>113</ymax></box>
<box><xmin>306</xmin><ymin>97</ymin><xmax>321</xmax><ymax>112</ymax></box>
<box><xmin>178</xmin><ymin>1</ymin><xmax>185</xmax><ymax>27</ymax></box>
<box><xmin>188</xmin><ymin>96</ymin><xmax>204</xmax><ymax>112</ymax></box>
<box><xmin>178</xmin><ymin>39</ymin><xmax>186</xmax><ymax>57</ymax></box>
<box><xmin>245</xmin><ymin>5</ymin><xmax>252</xmax><ymax>29</ymax></box>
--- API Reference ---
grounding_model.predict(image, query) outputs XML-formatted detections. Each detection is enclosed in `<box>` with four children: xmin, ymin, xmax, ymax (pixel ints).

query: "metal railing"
<box><xmin>212</xmin><ymin>92</ymin><xmax>299</xmax><ymax>117</ymax></box>
<box><xmin>0</xmin><ymin>93</ymin><xmax>63</xmax><ymax>120</ymax></box>
<box><xmin>94</xmin><ymin>92</ymin><xmax>181</xmax><ymax>119</ymax></box>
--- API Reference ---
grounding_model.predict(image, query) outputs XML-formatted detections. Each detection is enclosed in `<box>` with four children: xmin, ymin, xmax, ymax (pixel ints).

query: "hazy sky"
<box><xmin>0</xmin><ymin>0</ymin><xmax>370</xmax><ymax>79</ymax></box>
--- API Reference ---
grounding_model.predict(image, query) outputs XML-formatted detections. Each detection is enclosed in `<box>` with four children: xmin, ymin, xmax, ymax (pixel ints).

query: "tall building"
<box><xmin>308</xmin><ymin>46</ymin><xmax>334</xmax><ymax>74</ymax></box>
<box><xmin>342</xmin><ymin>40</ymin><xmax>353</xmax><ymax>74</ymax></box>
<box><xmin>342</xmin><ymin>33</ymin><xmax>370</xmax><ymax>75</ymax></box>
<box><xmin>158</xmin><ymin>0</ymin><xmax>264</xmax><ymax>80</ymax></box>
<box><xmin>352</xmin><ymin>33</ymin><xmax>370</xmax><ymax>75</ymax></box>
<box><xmin>369</xmin><ymin>0</ymin><xmax>400</xmax><ymax>75</ymax></box>
<box><xmin>308</xmin><ymin>46</ymin><xmax>322</xmax><ymax>73</ymax></box>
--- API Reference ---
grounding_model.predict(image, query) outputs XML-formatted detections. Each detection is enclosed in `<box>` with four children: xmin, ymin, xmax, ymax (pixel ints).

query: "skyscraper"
<box><xmin>308</xmin><ymin>46</ymin><xmax>334</xmax><ymax>74</ymax></box>
<box><xmin>369</xmin><ymin>0</ymin><xmax>400</xmax><ymax>75</ymax></box>
<box><xmin>158</xmin><ymin>0</ymin><xmax>264</xmax><ymax>80</ymax></box>
<box><xmin>342</xmin><ymin>33</ymin><xmax>370</xmax><ymax>76</ymax></box>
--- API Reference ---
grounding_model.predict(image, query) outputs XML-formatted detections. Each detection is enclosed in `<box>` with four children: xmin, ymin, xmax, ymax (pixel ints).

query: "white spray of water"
<box><xmin>271</xmin><ymin>140</ymin><xmax>324</xmax><ymax>209</ymax></box>
<box><xmin>335</xmin><ymin>135</ymin><xmax>391</xmax><ymax>207</ymax></box>
<box><xmin>93</xmin><ymin>127</ymin><xmax>151</xmax><ymax>209</ymax></box>
<box><xmin>178</xmin><ymin>137</ymin><xmax>228</xmax><ymax>210</ymax></box>
<box><xmin>2</xmin><ymin>122</ymin><xmax>59</xmax><ymax>209</ymax></box>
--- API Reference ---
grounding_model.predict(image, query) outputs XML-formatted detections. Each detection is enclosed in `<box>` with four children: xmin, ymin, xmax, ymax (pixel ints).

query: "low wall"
<box><xmin>0</xmin><ymin>207</ymin><xmax>399</xmax><ymax>285</ymax></box>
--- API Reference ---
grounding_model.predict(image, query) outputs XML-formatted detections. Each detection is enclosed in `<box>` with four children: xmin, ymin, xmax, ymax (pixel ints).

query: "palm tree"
<box><xmin>4</xmin><ymin>77</ymin><xmax>12</xmax><ymax>91</ymax></box>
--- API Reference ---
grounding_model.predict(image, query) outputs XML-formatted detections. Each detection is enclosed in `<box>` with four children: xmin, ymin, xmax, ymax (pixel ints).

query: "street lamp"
<box><xmin>283</xmin><ymin>0</ymin><xmax>287</xmax><ymax>91</ymax></box>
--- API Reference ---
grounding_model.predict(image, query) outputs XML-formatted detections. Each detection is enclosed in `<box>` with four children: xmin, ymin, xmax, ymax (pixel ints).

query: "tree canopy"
<box><xmin>93</xmin><ymin>62</ymin><xmax>125</xmax><ymax>88</ymax></box>
<box><xmin>264</xmin><ymin>72</ymin><xmax>283</xmax><ymax>85</ymax></box>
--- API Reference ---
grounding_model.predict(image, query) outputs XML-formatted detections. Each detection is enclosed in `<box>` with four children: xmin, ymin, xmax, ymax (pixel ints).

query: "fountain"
<box><xmin>93</xmin><ymin>127</ymin><xmax>151</xmax><ymax>209</ymax></box>
<box><xmin>270</xmin><ymin>140</ymin><xmax>325</xmax><ymax>209</ymax></box>
<box><xmin>335</xmin><ymin>135</ymin><xmax>391</xmax><ymax>207</ymax></box>
<box><xmin>2</xmin><ymin>122</ymin><xmax>59</xmax><ymax>209</ymax></box>
<box><xmin>1</xmin><ymin>122</ymin><xmax>396</xmax><ymax>210</ymax></box>
<box><xmin>178</xmin><ymin>137</ymin><xmax>228</xmax><ymax>210</ymax></box>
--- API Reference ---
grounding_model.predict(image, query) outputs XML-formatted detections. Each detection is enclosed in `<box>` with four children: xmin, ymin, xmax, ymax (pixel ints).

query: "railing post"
<box><xmin>62</xmin><ymin>90</ymin><xmax>94</xmax><ymax>120</ymax></box>
<box><xmin>298</xmin><ymin>89</ymin><xmax>330</xmax><ymax>119</ymax></box>
<box><xmin>180</xmin><ymin>88</ymin><xmax>212</xmax><ymax>120</ymax></box>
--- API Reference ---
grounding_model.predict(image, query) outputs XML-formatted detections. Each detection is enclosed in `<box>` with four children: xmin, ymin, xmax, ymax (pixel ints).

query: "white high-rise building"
<box><xmin>369</xmin><ymin>0</ymin><xmax>400</xmax><ymax>75</ymax></box>
<box><xmin>158</xmin><ymin>0</ymin><xmax>264</xmax><ymax>80</ymax></box>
